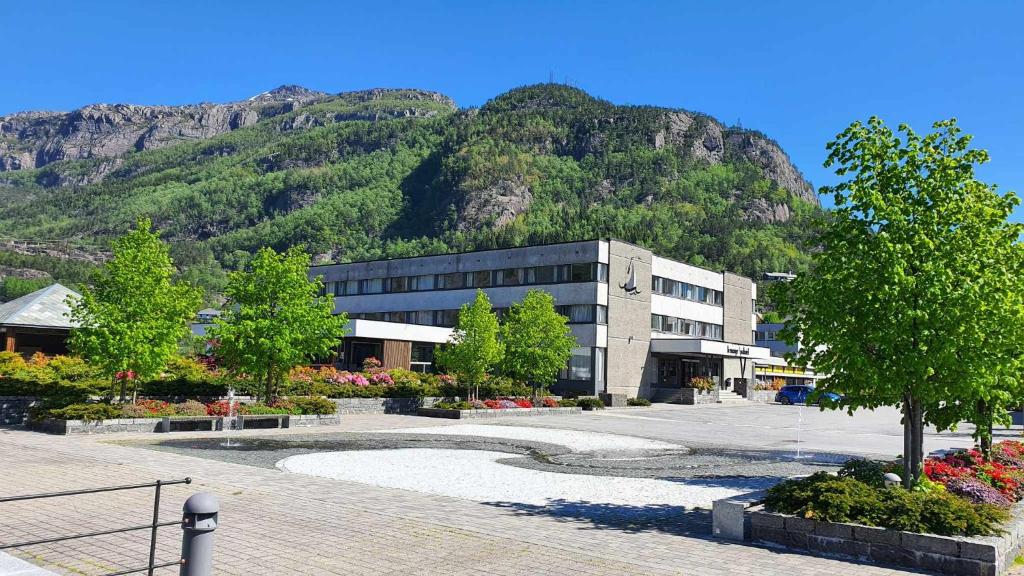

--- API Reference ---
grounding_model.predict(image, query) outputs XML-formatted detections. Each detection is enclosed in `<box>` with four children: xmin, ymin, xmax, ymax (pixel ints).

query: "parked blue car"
<box><xmin>775</xmin><ymin>384</ymin><xmax>841</xmax><ymax>406</ymax></box>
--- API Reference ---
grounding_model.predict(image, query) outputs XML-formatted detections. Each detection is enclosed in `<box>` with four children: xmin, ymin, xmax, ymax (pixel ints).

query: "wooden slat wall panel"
<box><xmin>382</xmin><ymin>340</ymin><xmax>411</xmax><ymax>370</ymax></box>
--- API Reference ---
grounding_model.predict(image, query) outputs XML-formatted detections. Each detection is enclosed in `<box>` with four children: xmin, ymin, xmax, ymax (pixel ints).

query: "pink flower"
<box><xmin>370</xmin><ymin>372</ymin><xmax>394</xmax><ymax>385</ymax></box>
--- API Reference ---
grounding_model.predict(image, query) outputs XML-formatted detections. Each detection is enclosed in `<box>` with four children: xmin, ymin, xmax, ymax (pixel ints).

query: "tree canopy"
<box><xmin>435</xmin><ymin>290</ymin><xmax>503</xmax><ymax>399</ymax></box>
<box><xmin>779</xmin><ymin>117</ymin><xmax>1024</xmax><ymax>486</ymax></box>
<box><xmin>500</xmin><ymin>290</ymin><xmax>577</xmax><ymax>393</ymax></box>
<box><xmin>67</xmin><ymin>219</ymin><xmax>202</xmax><ymax>401</ymax></box>
<box><xmin>210</xmin><ymin>246</ymin><xmax>348</xmax><ymax>399</ymax></box>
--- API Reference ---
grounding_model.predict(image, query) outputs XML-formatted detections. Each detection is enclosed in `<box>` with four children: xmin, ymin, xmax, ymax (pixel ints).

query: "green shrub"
<box><xmin>557</xmin><ymin>398</ymin><xmax>578</xmax><ymax>407</ymax></box>
<box><xmin>837</xmin><ymin>459</ymin><xmax>900</xmax><ymax>488</ymax></box>
<box><xmin>290</xmin><ymin>396</ymin><xmax>336</xmax><ymax>415</ymax></box>
<box><xmin>238</xmin><ymin>403</ymin><xmax>291</xmax><ymax>415</ymax></box>
<box><xmin>174</xmin><ymin>399</ymin><xmax>210</xmax><ymax>416</ymax></box>
<box><xmin>627</xmin><ymin>397</ymin><xmax>651</xmax><ymax>406</ymax></box>
<box><xmin>0</xmin><ymin>353</ymin><xmax>107</xmax><ymax>400</ymax></box>
<box><xmin>576</xmin><ymin>397</ymin><xmax>605</xmax><ymax>410</ymax></box>
<box><xmin>765</xmin><ymin>472</ymin><xmax>1008</xmax><ymax>536</ymax></box>
<box><xmin>43</xmin><ymin>403</ymin><xmax>121</xmax><ymax>422</ymax></box>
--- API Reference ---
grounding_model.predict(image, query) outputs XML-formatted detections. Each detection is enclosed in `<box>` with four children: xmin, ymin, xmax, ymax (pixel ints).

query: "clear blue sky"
<box><xmin>4</xmin><ymin>0</ymin><xmax>1022</xmax><ymax>219</ymax></box>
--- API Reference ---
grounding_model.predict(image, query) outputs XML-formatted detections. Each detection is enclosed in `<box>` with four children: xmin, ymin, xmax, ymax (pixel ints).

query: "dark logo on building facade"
<box><xmin>620</xmin><ymin>257</ymin><xmax>641</xmax><ymax>295</ymax></box>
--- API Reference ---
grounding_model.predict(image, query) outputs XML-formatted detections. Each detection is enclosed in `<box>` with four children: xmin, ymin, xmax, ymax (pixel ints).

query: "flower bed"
<box><xmin>416</xmin><ymin>406</ymin><xmax>582</xmax><ymax>419</ymax></box>
<box><xmin>739</xmin><ymin>440</ymin><xmax>1024</xmax><ymax>574</ymax></box>
<box><xmin>418</xmin><ymin>396</ymin><xmax>582</xmax><ymax>419</ymax></box>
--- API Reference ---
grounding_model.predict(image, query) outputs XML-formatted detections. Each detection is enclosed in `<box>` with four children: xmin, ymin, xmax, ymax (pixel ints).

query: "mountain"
<box><xmin>0</xmin><ymin>83</ymin><xmax>821</xmax><ymax>299</ymax></box>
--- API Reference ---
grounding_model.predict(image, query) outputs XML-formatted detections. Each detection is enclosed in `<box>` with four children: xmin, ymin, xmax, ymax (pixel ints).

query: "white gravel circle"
<box><xmin>277</xmin><ymin>448</ymin><xmax>769</xmax><ymax>508</ymax></box>
<box><xmin>380</xmin><ymin>424</ymin><xmax>679</xmax><ymax>452</ymax></box>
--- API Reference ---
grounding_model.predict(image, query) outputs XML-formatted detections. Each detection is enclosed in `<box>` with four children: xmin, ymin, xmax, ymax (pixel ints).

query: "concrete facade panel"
<box><xmin>723</xmin><ymin>272</ymin><xmax>754</xmax><ymax>345</ymax></box>
<box><xmin>314</xmin><ymin>240</ymin><xmax>602</xmax><ymax>282</ymax></box>
<box><xmin>605</xmin><ymin>241</ymin><xmax>653</xmax><ymax>398</ymax></box>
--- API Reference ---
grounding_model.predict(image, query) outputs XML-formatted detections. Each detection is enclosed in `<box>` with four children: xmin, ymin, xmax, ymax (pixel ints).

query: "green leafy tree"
<box><xmin>436</xmin><ymin>290</ymin><xmax>503</xmax><ymax>399</ymax></box>
<box><xmin>500</xmin><ymin>290</ymin><xmax>576</xmax><ymax>396</ymax></box>
<box><xmin>68</xmin><ymin>220</ymin><xmax>202</xmax><ymax>401</ymax></box>
<box><xmin>779</xmin><ymin>118</ymin><xmax>1024</xmax><ymax>487</ymax></box>
<box><xmin>210</xmin><ymin>246</ymin><xmax>347</xmax><ymax>400</ymax></box>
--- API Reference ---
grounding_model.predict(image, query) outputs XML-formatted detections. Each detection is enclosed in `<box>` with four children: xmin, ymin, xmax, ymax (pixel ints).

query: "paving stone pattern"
<box><xmin>0</xmin><ymin>417</ymin><xmax>916</xmax><ymax>575</ymax></box>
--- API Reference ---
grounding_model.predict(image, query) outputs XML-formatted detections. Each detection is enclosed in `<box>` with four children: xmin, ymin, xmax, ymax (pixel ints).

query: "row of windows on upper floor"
<box><xmin>651</xmin><ymin>276</ymin><xmax>725</xmax><ymax>307</ymax></box>
<box><xmin>651</xmin><ymin>313</ymin><xmax>724</xmax><ymax>341</ymax></box>
<box><xmin>319</xmin><ymin>262</ymin><xmax>610</xmax><ymax>297</ymax></box>
<box><xmin>349</xmin><ymin>304</ymin><xmax>609</xmax><ymax>328</ymax></box>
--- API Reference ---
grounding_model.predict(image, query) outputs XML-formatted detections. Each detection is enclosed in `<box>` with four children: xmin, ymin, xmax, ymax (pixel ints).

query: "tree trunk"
<box><xmin>265</xmin><ymin>363</ymin><xmax>274</xmax><ymax>402</ymax></box>
<box><xmin>901</xmin><ymin>393</ymin><xmax>925</xmax><ymax>487</ymax></box>
<box><xmin>977</xmin><ymin>399</ymin><xmax>993</xmax><ymax>458</ymax></box>
<box><xmin>910</xmin><ymin>400</ymin><xmax>924</xmax><ymax>484</ymax></box>
<box><xmin>902</xmin><ymin>394</ymin><xmax>913</xmax><ymax>488</ymax></box>
<box><xmin>118</xmin><ymin>378</ymin><xmax>127</xmax><ymax>403</ymax></box>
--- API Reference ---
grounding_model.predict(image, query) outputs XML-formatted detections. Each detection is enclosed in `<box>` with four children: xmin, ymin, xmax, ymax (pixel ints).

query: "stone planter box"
<box><xmin>417</xmin><ymin>406</ymin><xmax>582</xmax><ymax>419</ymax></box>
<box><xmin>32</xmin><ymin>417</ymin><xmax>169</xmax><ymax>435</ymax></box>
<box><xmin>747</xmin><ymin>504</ymin><xmax>1024</xmax><ymax>576</ymax></box>
<box><xmin>678</xmin><ymin>388</ymin><xmax>719</xmax><ymax>405</ymax></box>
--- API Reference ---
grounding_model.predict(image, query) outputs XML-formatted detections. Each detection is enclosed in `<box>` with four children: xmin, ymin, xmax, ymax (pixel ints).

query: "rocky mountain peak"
<box><xmin>248</xmin><ymin>85</ymin><xmax>326</xmax><ymax>104</ymax></box>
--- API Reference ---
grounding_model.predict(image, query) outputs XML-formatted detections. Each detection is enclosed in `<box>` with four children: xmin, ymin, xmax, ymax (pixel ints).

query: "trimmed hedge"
<box><xmin>765</xmin><ymin>472</ymin><xmax>1008</xmax><ymax>536</ymax></box>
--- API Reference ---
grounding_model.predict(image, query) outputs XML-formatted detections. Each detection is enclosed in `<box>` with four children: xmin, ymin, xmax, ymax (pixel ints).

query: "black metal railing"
<box><xmin>0</xmin><ymin>477</ymin><xmax>192</xmax><ymax>576</ymax></box>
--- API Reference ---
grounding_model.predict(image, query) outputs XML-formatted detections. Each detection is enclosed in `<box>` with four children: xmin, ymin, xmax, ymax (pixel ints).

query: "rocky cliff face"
<box><xmin>0</xmin><ymin>85</ymin><xmax>328</xmax><ymax>172</ymax></box>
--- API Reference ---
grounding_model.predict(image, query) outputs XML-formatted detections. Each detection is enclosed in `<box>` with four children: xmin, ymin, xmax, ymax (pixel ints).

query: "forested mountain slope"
<box><xmin>0</xmin><ymin>84</ymin><xmax>821</xmax><ymax>298</ymax></box>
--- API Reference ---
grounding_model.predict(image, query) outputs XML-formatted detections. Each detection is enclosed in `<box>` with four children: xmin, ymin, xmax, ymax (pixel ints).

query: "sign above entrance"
<box><xmin>650</xmin><ymin>337</ymin><xmax>771</xmax><ymax>360</ymax></box>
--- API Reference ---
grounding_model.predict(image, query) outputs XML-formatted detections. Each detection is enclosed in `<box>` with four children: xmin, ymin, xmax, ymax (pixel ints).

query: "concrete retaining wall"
<box><xmin>749</xmin><ymin>504</ymin><xmax>1024</xmax><ymax>576</ymax></box>
<box><xmin>678</xmin><ymin>388</ymin><xmax>719</xmax><ymax>405</ymax></box>
<box><xmin>417</xmin><ymin>407</ymin><xmax>582</xmax><ymax>419</ymax></box>
<box><xmin>332</xmin><ymin>396</ymin><xmax>442</xmax><ymax>414</ymax></box>
<box><xmin>32</xmin><ymin>417</ymin><xmax>165</xmax><ymax>435</ymax></box>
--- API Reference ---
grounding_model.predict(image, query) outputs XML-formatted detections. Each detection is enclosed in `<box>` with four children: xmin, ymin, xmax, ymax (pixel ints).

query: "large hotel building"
<box><xmin>310</xmin><ymin>239</ymin><xmax>804</xmax><ymax>399</ymax></box>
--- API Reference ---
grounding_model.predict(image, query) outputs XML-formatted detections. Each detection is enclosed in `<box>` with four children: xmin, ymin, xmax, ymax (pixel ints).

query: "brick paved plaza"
<box><xmin>0</xmin><ymin>405</ymin><xmax>995</xmax><ymax>575</ymax></box>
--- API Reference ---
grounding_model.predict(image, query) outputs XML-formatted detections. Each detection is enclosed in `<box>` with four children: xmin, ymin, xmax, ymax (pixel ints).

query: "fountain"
<box><xmin>793</xmin><ymin>404</ymin><xmax>810</xmax><ymax>459</ymax></box>
<box><xmin>221</xmin><ymin>388</ymin><xmax>239</xmax><ymax>447</ymax></box>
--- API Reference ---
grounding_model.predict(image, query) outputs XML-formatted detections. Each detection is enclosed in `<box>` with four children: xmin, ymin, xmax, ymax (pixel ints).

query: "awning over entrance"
<box><xmin>650</xmin><ymin>337</ymin><xmax>772</xmax><ymax>360</ymax></box>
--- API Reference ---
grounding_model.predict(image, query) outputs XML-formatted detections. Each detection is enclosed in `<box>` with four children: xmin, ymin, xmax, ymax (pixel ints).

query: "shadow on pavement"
<box><xmin>483</xmin><ymin>499</ymin><xmax>713</xmax><ymax>537</ymax></box>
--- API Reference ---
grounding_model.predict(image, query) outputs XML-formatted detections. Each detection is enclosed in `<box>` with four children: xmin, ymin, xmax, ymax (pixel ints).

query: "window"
<box><xmin>596</xmin><ymin>305</ymin><xmax>608</xmax><ymax>325</ymax></box>
<box><xmin>437</xmin><ymin>309</ymin><xmax>459</xmax><ymax>327</ymax></box>
<box><xmin>417</xmin><ymin>310</ymin><xmax>434</xmax><ymax>325</ymax></box>
<box><xmin>651</xmin><ymin>276</ymin><xmax>723</xmax><ymax>307</ymax></box>
<box><xmin>651</xmin><ymin>314</ymin><xmax>663</xmax><ymax>331</ymax></box>
<box><xmin>437</xmin><ymin>272</ymin><xmax>464</xmax><ymax>290</ymax></box>
<box><xmin>387</xmin><ymin>276</ymin><xmax>410</xmax><ymax>293</ymax></box>
<box><xmin>349</xmin><ymin>341</ymin><xmax>382</xmax><ymax>370</ymax></box>
<box><xmin>496</xmin><ymin>268</ymin><xmax>522</xmax><ymax>286</ymax></box>
<box><xmin>386</xmin><ymin>311</ymin><xmax>409</xmax><ymax>323</ymax></box>
<box><xmin>466</xmin><ymin>270</ymin><xmax>491</xmax><ymax>288</ymax></box>
<box><xmin>560</xmin><ymin>347</ymin><xmax>593</xmax><ymax>381</ymax></box>
<box><xmin>597</xmin><ymin>263</ymin><xmax>609</xmax><ymax>283</ymax></box>
<box><xmin>558</xmin><ymin>304</ymin><xmax>595</xmax><ymax>324</ymax></box>
<box><xmin>361</xmin><ymin>278</ymin><xmax>383</xmax><ymax>294</ymax></box>
<box><xmin>532</xmin><ymin>265</ymin><xmax>556</xmax><ymax>284</ymax></box>
<box><xmin>663</xmin><ymin>316</ymin><xmax>678</xmax><ymax>333</ymax></box>
<box><xmin>411</xmin><ymin>343</ymin><xmax>435</xmax><ymax>373</ymax></box>
<box><xmin>415</xmin><ymin>274</ymin><xmax>435</xmax><ymax>291</ymax></box>
<box><xmin>568</xmin><ymin>262</ymin><xmax>594</xmax><ymax>282</ymax></box>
